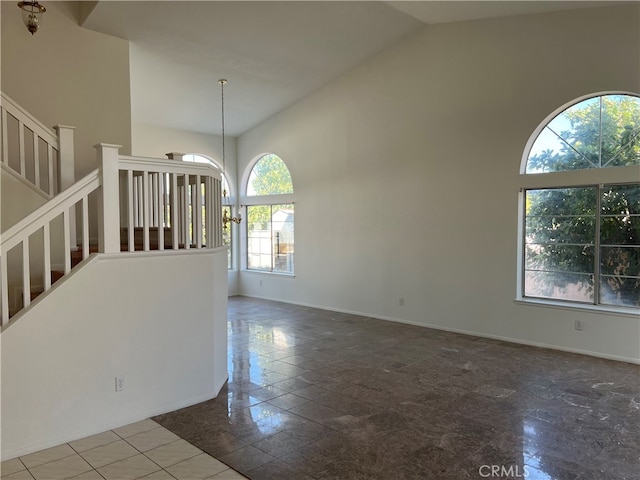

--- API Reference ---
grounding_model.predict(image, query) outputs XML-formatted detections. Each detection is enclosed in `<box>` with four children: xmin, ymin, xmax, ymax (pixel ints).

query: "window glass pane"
<box><xmin>247</xmin><ymin>205</ymin><xmax>273</xmax><ymax>271</ymax></box>
<box><xmin>526</xmin><ymin>188</ymin><xmax>596</xmax><ymax>216</ymax></box>
<box><xmin>599</xmin><ymin>183</ymin><xmax>640</xmax><ymax>306</ymax></box>
<box><xmin>601</xmin><ymin>95</ymin><xmax>640</xmax><ymax>168</ymax></box>
<box><xmin>526</xmin><ymin>245</ymin><xmax>594</xmax><ymax>273</ymax></box>
<box><xmin>601</xmin><ymin>184</ymin><xmax>640</xmax><ymax>215</ymax></box>
<box><xmin>247</xmin><ymin>154</ymin><xmax>293</xmax><ymax>196</ymax></box>
<box><xmin>272</xmin><ymin>204</ymin><xmax>294</xmax><ymax>274</ymax></box>
<box><xmin>526</xmin><ymin>94</ymin><xmax>640</xmax><ymax>173</ymax></box>
<box><xmin>526</xmin><ymin>217</ymin><xmax>595</xmax><ymax>245</ymax></box>
<box><xmin>527</xmin><ymin>127</ymin><xmax>593</xmax><ymax>173</ymax></box>
<box><xmin>600</xmin><ymin>244</ymin><xmax>640</xmax><ymax>306</ymax></box>
<box><xmin>601</xmin><ymin>216</ymin><xmax>640</xmax><ymax>245</ymax></box>
<box><xmin>524</xmin><ymin>271</ymin><xmax>594</xmax><ymax>303</ymax></box>
<box><xmin>524</xmin><ymin>187</ymin><xmax>596</xmax><ymax>302</ymax></box>
<box><xmin>546</xmin><ymin>96</ymin><xmax>600</xmax><ymax>168</ymax></box>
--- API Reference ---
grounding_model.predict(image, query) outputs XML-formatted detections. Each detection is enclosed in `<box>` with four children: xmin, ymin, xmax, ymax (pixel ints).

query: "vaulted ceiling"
<box><xmin>80</xmin><ymin>1</ymin><xmax>622</xmax><ymax>136</ymax></box>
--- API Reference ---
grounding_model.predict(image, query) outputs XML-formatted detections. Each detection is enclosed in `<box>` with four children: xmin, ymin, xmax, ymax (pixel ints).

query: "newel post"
<box><xmin>96</xmin><ymin>143</ymin><xmax>122</xmax><ymax>254</ymax></box>
<box><xmin>55</xmin><ymin>125</ymin><xmax>77</xmax><ymax>250</ymax></box>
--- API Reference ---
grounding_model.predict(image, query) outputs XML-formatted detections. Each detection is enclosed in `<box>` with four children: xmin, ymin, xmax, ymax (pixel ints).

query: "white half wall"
<box><xmin>1</xmin><ymin>248</ymin><xmax>228</xmax><ymax>461</ymax></box>
<box><xmin>237</xmin><ymin>5</ymin><xmax>640</xmax><ymax>362</ymax></box>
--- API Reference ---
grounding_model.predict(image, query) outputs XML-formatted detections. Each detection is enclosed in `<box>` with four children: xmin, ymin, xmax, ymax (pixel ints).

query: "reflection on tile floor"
<box><xmin>0</xmin><ymin>419</ymin><xmax>247</xmax><ymax>480</ymax></box>
<box><xmin>153</xmin><ymin>297</ymin><xmax>640</xmax><ymax>480</ymax></box>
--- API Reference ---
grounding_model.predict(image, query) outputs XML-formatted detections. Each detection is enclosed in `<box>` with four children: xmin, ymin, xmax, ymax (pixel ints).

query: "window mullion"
<box><xmin>593</xmin><ymin>184</ymin><xmax>602</xmax><ymax>305</ymax></box>
<box><xmin>270</xmin><ymin>205</ymin><xmax>275</xmax><ymax>272</ymax></box>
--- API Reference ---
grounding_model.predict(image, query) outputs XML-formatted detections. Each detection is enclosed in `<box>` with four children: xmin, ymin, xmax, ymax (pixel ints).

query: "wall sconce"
<box><xmin>17</xmin><ymin>1</ymin><xmax>46</xmax><ymax>35</ymax></box>
<box><xmin>223</xmin><ymin>207</ymin><xmax>242</xmax><ymax>229</ymax></box>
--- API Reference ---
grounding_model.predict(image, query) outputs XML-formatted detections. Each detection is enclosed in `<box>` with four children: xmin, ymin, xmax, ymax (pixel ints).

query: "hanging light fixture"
<box><xmin>17</xmin><ymin>1</ymin><xmax>46</xmax><ymax>35</ymax></box>
<box><xmin>220</xmin><ymin>79</ymin><xmax>242</xmax><ymax>229</ymax></box>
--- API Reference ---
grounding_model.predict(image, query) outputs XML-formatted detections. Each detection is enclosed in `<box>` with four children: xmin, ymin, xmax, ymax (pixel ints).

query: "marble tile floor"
<box><xmin>0</xmin><ymin>419</ymin><xmax>247</xmax><ymax>480</ymax></box>
<box><xmin>153</xmin><ymin>297</ymin><xmax>640</xmax><ymax>480</ymax></box>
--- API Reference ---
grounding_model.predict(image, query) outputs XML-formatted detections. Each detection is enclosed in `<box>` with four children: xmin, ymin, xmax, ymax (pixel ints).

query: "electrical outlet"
<box><xmin>115</xmin><ymin>376</ymin><xmax>125</xmax><ymax>392</ymax></box>
<box><xmin>398</xmin><ymin>297</ymin><xmax>404</xmax><ymax>306</ymax></box>
<box><xmin>574</xmin><ymin>320</ymin><xmax>584</xmax><ymax>331</ymax></box>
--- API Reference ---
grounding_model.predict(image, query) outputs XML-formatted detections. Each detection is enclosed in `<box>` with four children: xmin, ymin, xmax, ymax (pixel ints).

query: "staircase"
<box><xmin>1</xmin><ymin>94</ymin><xmax>224</xmax><ymax>326</ymax></box>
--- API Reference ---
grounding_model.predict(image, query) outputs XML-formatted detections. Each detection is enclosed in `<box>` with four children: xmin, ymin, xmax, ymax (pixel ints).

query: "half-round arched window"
<box><xmin>243</xmin><ymin>153</ymin><xmax>294</xmax><ymax>274</ymax></box>
<box><xmin>525</xmin><ymin>93</ymin><xmax>640</xmax><ymax>173</ymax></box>
<box><xmin>246</xmin><ymin>153</ymin><xmax>294</xmax><ymax>196</ymax></box>
<box><xmin>519</xmin><ymin>93</ymin><xmax>640</xmax><ymax>310</ymax></box>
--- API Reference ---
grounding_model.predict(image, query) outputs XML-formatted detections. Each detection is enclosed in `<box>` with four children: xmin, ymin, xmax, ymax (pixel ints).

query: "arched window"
<box><xmin>520</xmin><ymin>93</ymin><xmax>639</xmax><ymax>309</ymax></box>
<box><xmin>243</xmin><ymin>154</ymin><xmax>294</xmax><ymax>274</ymax></box>
<box><xmin>183</xmin><ymin>154</ymin><xmax>233</xmax><ymax>269</ymax></box>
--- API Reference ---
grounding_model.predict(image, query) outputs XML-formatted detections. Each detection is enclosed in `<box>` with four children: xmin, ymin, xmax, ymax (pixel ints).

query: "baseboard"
<box><xmin>239</xmin><ymin>294</ymin><xmax>640</xmax><ymax>365</ymax></box>
<box><xmin>1</xmin><ymin>382</ymin><xmax>227</xmax><ymax>462</ymax></box>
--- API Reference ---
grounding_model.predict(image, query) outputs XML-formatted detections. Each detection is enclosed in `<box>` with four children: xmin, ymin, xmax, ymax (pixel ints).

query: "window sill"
<box><xmin>514</xmin><ymin>297</ymin><xmax>639</xmax><ymax>318</ymax></box>
<box><xmin>242</xmin><ymin>269</ymin><xmax>295</xmax><ymax>278</ymax></box>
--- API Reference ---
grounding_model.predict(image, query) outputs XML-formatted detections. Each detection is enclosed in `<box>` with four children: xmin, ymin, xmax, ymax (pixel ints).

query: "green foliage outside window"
<box><xmin>524</xmin><ymin>94</ymin><xmax>640</xmax><ymax>307</ymax></box>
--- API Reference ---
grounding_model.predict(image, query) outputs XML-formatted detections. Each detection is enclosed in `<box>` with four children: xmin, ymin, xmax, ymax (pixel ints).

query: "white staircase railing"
<box><xmin>0</xmin><ymin>93</ymin><xmax>75</xmax><ymax>198</ymax></box>
<box><xmin>1</xmin><ymin>144</ymin><xmax>223</xmax><ymax>326</ymax></box>
<box><xmin>1</xmin><ymin>170</ymin><xmax>100</xmax><ymax>322</ymax></box>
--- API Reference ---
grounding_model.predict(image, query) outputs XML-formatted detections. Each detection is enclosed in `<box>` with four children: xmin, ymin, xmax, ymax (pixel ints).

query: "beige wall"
<box><xmin>1</xmin><ymin>1</ymin><xmax>131</xmax><ymax>178</ymax></box>
<box><xmin>238</xmin><ymin>5</ymin><xmax>640</xmax><ymax>361</ymax></box>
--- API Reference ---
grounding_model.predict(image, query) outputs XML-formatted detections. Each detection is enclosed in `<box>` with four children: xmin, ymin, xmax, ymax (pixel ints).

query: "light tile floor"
<box><xmin>0</xmin><ymin>419</ymin><xmax>247</xmax><ymax>480</ymax></box>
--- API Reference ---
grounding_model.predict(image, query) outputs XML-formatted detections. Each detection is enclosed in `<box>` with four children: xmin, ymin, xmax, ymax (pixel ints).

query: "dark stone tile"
<box><xmin>245</xmin><ymin>459</ymin><xmax>314</xmax><ymax>480</ymax></box>
<box><xmin>264</xmin><ymin>392</ymin><xmax>310</xmax><ymax>411</ymax></box>
<box><xmin>218</xmin><ymin>445</ymin><xmax>277</xmax><ymax>474</ymax></box>
<box><xmin>155</xmin><ymin>297</ymin><xmax>640</xmax><ymax>480</ymax></box>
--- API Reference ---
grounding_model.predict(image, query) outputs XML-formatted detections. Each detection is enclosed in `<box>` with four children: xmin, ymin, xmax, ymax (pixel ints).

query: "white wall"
<box><xmin>237</xmin><ymin>5</ymin><xmax>640</xmax><ymax>362</ymax></box>
<box><xmin>1</xmin><ymin>169</ymin><xmax>48</xmax><ymax>232</ymax></box>
<box><xmin>1</xmin><ymin>248</ymin><xmax>228</xmax><ymax>460</ymax></box>
<box><xmin>1</xmin><ymin>1</ymin><xmax>132</xmax><ymax>178</ymax></box>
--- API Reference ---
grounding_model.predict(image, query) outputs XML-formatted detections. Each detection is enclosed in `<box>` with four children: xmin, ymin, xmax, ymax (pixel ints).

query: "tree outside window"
<box><xmin>523</xmin><ymin>94</ymin><xmax>639</xmax><ymax>307</ymax></box>
<box><xmin>245</xmin><ymin>154</ymin><xmax>294</xmax><ymax>274</ymax></box>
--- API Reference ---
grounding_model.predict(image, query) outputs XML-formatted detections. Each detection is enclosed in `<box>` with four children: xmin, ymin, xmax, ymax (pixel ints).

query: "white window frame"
<box><xmin>240</xmin><ymin>154</ymin><xmax>295</xmax><ymax>275</ymax></box>
<box><xmin>516</xmin><ymin>91</ymin><xmax>640</xmax><ymax>316</ymax></box>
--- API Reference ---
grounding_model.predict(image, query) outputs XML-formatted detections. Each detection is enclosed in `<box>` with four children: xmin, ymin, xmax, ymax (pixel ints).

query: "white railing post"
<box><xmin>55</xmin><ymin>125</ymin><xmax>77</xmax><ymax>250</ymax></box>
<box><xmin>96</xmin><ymin>143</ymin><xmax>122</xmax><ymax>254</ymax></box>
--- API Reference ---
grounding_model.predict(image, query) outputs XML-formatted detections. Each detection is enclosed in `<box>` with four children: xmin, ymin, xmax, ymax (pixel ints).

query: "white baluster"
<box><xmin>33</xmin><ymin>134</ymin><xmax>40</xmax><ymax>189</ymax></box>
<box><xmin>82</xmin><ymin>196</ymin><xmax>89</xmax><ymax>260</ymax></box>
<box><xmin>43</xmin><ymin>222</ymin><xmax>51</xmax><ymax>292</ymax></box>
<box><xmin>22</xmin><ymin>239</ymin><xmax>30</xmax><ymax>310</ymax></box>
<box><xmin>195</xmin><ymin>175</ymin><xmax>202</xmax><ymax>248</ymax></box>
<box><xmin>47</xmin><ymin>144</ymin><xmax>54</xmax><ymax>196</ymax></box>
<box><xmin>171</xmin><ymin>173</ymin><xmax>178</xmax><ymax>250</ymax></box>
<box><xmin>63</xmin><ymin>209</ymin><xmax>71</xmax><ymax>274</ymax></box>
<box><xmin>18</xmin><ymin>120</ymin><xmax>25</xmax><ymax>175</ymax></box>
<box><xmin>1</xmin><ymin>108</ymin><xmax>7</xmax><ymax>165</ymax></box>
<box><xmin>143</xmin><ymin>170</ymin><xmax>150</xmax><ymax>252</ymax></box>
<box><xmin>0</xmin><ymin>256</ymin><xmax>8</xmax><ymax>325</ymax></box>
<box><xmin>127</xmin><ymin>170</ymin><xmax>134</xmax><ymax>251</ymax></box>
<box><xmin>158</xmin><ymin>171</ymin><xmax>165</xmax><ymax>251</ymax></box>
<box><xmin>183</xmin><ymin>175</ymin><xmax>190</xmax><ymax>249</ymax></box>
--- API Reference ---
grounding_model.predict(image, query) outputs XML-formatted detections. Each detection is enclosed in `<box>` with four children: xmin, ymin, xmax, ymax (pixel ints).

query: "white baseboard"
<box><xmin>239</xmin><ymin>294</ymin><xmax>640</xmax><ymax>365</ymax></box>
<box><xmin>1</xmin><ymin>380</ymin><xmax>228</xmax><ymax>462</ymax></box>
